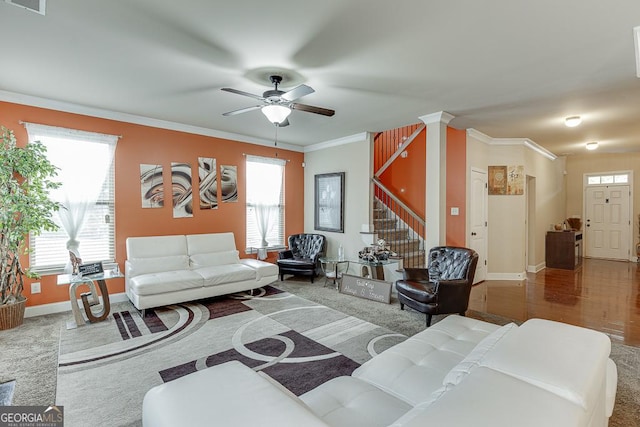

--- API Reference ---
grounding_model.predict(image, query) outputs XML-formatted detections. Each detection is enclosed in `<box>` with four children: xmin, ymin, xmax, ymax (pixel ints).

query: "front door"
<box><xmin>584</xmin><ymin>185</ymin><xmax>630</xmax><ymax>260</ymax></box>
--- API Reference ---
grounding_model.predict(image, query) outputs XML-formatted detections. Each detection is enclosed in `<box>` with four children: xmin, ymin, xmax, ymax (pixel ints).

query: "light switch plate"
<box><xmin>451</xmin><ymin>207</ymin><xmax>459</xmax><ymax>216</ymax></box>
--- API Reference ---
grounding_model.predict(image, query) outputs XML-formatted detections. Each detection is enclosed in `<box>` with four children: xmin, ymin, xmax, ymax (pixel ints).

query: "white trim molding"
<box><xmin>419</xmin><ymin>111</ymin><xmax>454</xmax><ymax>125</ymax></box>
<box><xmin>492</xmin><ymin>138</ymin><xmax>557</xmax><ymax>160</ymax></box>
<box><xmin>466</xmin><ymin>128</ymin><xmax>493</xmax><ymax>145</ymax></box>
<box><xmin>634</xmin><ymin>26</ymin><xmax>640</xmax><ymax>78</ymax></box>
<box><xmin>305</xmin><ymin>132</ymin><xmax>369</xmax><ymax>152</ymax></box>
<box><xmin>24</xmin><ymin>292</ymin><xmax>129</xmax><ymax>318</ymax></box>
<box><xmin>0</xmin><ymin>89</ymin><xmax>304</xmax><ymax>152</ymax></box>
<box><xmin>486</xmin><ymin>271</ymin><xmax>527</xmax><ymax>281</ymax></box>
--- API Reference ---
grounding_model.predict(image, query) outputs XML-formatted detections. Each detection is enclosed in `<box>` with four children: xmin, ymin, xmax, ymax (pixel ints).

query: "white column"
<box><xmin>419</xmin><ymin>111</ymin><xmax>454</xmax><ymax>249</ymax></box>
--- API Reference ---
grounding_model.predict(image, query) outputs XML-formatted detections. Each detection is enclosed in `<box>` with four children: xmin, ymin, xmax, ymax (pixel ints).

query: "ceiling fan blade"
<box><xmin>276</xmin><ymin>118</ymin><xmax>290</xmax><ymax>127</ymax></box>
<box><xmin>291</xmin><ymin>103</ymin><xmax>335</xmax><ymax>117</ymax></box>
<box><xmin>221</xmin><ymin>87</ymin><xmax>265</xmax><ymax>101</ymax></box>
<box><xmin>281</xmin><ymin>84</ymin><xmax>314</xmax><ymax>101</ymax></box>
<box><xmin>222</xmin><ymin>105</ymin><xmax>263</xmax><ymax>116</ymax></box>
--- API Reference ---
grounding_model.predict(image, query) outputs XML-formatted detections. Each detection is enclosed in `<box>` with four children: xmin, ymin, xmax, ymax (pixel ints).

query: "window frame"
<box><xmin>25</xmin><ymin>123</ymin><xmax>118</xmax><ymax>275</ymax></box>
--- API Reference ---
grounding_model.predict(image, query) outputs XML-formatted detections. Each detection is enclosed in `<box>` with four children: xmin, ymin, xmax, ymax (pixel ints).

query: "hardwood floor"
<box><xmin>468</xmin><ymin>258</ymin><xmax>640</xmax><ymax>347</ymax></box>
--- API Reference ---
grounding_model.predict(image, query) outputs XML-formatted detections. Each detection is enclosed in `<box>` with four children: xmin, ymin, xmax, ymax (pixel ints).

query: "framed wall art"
<box><xmin>314</xmin><ymin>172</ymin><xmax>345</xmax><ymax>233</ymax></box>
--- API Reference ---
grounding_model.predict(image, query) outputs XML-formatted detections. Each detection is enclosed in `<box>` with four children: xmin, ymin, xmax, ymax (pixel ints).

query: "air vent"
<box><xmin>5</xmin><ymin>0</ymin><xmax>45</xmax><ymax>15</ymax></box>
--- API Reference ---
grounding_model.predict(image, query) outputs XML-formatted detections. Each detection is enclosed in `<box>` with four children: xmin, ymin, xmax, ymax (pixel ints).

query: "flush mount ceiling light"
<box><xmin>261</xmin><ymin>105</ymin><xmax>291</xmax><ymax>125</ymax></box>
<box><xmin>565</xmin><ymin>116</ymin><xmax>582</xmax><ymax>127</ymax></box>
<box><xmin>586</xmin><ymin>141</ymin><xmax>598</xmax><ymax>150</ymax></box>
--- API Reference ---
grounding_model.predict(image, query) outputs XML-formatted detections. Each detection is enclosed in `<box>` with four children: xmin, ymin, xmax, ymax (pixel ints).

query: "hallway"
<box><xmin>469</xmin><ymin>258</ymin><xmax>640</xmax><ymax>346</ymax></box>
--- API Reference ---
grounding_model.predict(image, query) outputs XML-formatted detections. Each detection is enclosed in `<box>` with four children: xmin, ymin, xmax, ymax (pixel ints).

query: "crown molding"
<box><xmin>304</xmin><ymin>132</ymin><xmax>369</xmax><ymax>152</ymax></box>
<box><xmin>635</xmin><ymin>26</ymin><xmax>640</xmax><ymax>78</ymax></box>
<box><xmin>419</xmin><ymin>111</ymin><xmax>454</xmax><ymax>125</ymax></box>
<box><xmin>466</xmin><ymin>128</ymin><xmax>493</xmax><ymax>144</ymax></box>
<box><xmin>492</xmin><ymin>137</ymin><xmax>557</xmax><ymax>160</ymax></box>
<box><xmin>0</xmin><ymin>90</ymin><xmax>304</xmax><ymax>152</ymax></box>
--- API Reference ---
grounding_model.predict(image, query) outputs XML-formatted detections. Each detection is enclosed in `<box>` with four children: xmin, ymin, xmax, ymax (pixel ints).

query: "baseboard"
<box><xmin>24</xmin><ymin>292</ymin><xmax>129</xmax><ymax>318</ymax></box>
<box><xmin>527</xmin><ymin>262</ymin><xmax>546</xmax><ymax>273</ymax></box>
<box><xmin>486</xmin><ymin>272</ymin><xmax>527</xmax><ymax>281</ymax></box>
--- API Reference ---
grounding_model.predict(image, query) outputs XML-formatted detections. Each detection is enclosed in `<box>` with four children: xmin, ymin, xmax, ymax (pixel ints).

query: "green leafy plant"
<box><xmin>0</xmin><ymin>126</ymin><xmax>61</xmax><ymax>306</ymax></box>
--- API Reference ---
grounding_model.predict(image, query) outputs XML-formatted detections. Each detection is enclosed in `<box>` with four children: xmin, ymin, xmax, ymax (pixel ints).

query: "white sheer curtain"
<box><xmin>246</xmin><ymin>155</ymin><xmax>285</xmax><ymax>252</ymax></box>
<box><xmin>25</xmin><ymin>123</ymin><xmax>118</xmax><ymax>271</ymax></box>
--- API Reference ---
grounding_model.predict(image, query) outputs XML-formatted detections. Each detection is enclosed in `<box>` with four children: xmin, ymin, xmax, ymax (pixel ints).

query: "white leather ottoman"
<box><xmin>142</xmin><ymin>361</ymin><xmax>328</xmax><ymax>427</ymax></box>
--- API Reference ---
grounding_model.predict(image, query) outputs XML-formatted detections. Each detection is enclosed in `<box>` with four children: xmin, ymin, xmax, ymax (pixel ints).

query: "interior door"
<box><xmin>469</xmin><ymin>169</ymin><xmax>488</xmax><ymax>283</ymax></box>
<box><xmin>584</xmin><ymin>185</ymin><xmax>630</xmax><ymax>260</ymax></box>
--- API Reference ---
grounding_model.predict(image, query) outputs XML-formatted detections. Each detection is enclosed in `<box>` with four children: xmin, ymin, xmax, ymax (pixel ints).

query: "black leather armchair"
<box><xmin>277</xmin><ymin>234</ymin><xmax>326</xmax><ymax>283</ymax></box>
<box><xmin>395</xmin><ymin>246</ymin><xmax>478</xmax><ymax>326</ymax></box>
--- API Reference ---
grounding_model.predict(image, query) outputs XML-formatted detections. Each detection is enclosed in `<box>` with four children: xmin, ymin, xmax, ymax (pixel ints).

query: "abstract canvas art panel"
<box><xmin>220</xmin><ymin>165</ymin><xmax>238</xmax><ymax>203</ymax></box>
<box><xmin>171</xmin><ymin>162</ymin><xmax>193</xmax><ymax>218</ymax></box>
<box><xmin>198</xmin><ymin>157</ymin><xmax>218</xmax><ymax>210</ymax></box>
<box><xmin>140</xmin><ymin>164</ymin><xmax>164</xmax><ymax>208</ymax></box>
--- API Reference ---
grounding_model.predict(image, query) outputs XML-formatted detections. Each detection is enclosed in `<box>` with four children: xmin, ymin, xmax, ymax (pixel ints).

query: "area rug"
<box><xmin>56</xmin><ymin>286</ymin><xmax>407</xmax><ymax>427</ymax></box>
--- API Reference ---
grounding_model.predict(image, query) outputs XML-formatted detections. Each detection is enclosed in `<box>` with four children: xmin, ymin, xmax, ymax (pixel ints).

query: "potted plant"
<box><xmin>0</xmin><ymin>126</ymin><xmax>61</xmax><ymax>329</ymax></box>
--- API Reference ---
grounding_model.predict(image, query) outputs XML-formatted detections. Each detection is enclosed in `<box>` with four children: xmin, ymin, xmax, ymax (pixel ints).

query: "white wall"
<box><xmin>303</xmin><ymin>136</ymin><xmax>372</xmax><ymax>269</ymax></box>
<box><xmin>467</xmin><ymin>133</ymin><xmax>565</xmax><ymax>278</ymax></box>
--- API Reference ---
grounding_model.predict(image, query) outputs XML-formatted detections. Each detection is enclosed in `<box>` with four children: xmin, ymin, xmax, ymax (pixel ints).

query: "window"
<box><xmin>25</xmin><ymin>123</ymin><xmax>118</xmax><ymax>274</ymax></box>
<box><xmin>245</xmin><ymin>155</ymin><xmax>286</xmax><ymax>252</ymax></box>
<box><xmin>586</xmin><ymin>172</ymin><xmax>630</xmax><ymax>187</ymax></box>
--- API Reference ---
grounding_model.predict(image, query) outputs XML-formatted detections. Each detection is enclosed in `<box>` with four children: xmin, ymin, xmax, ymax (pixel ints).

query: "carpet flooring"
<box><xmin>0</xmin><ymin>278</ymin><xmax>638</xmax><ymax>426</ymax></box>
<box><xmin>56</xmin><ymin>285</ymin><xmax>405</xmax><ymax>426</ymax></box>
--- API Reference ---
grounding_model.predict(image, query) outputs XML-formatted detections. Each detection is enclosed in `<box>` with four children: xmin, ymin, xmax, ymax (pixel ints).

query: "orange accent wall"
<box><xmin>446</xmin><ymin>127</ymin><xmax>467</xmax><ymax>246</ymax></box>
<box><xmin>377</xmin><ymin>124</ymin><xmax>426</xmax><ymax>218</ymax></box>
<box><xmin>1</xmin><ymin>101</ymin><xmax>304</xmax><ymax>307</ymax></box>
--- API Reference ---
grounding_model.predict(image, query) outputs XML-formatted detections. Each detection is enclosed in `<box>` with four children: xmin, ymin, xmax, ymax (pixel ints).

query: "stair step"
<box><xmin>375</xmin><ymin>229</ymin><xmax>409</xmax><ymax>240</ymax></box>
<box><xmin>373</xmin><ymin>218</ymin><xmax>397</xmax><ymax>227</ymax></box>
<box><xmin>384</xmin><ymin>239</ymin><xmax>421</xmax><ymax>251</ymax></box>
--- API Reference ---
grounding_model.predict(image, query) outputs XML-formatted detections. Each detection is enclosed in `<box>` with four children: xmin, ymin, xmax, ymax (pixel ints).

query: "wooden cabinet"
<box><xmin>545</xmin><ymin>231</ymin><xmax>582</xmax><ymax>270</ymax></box>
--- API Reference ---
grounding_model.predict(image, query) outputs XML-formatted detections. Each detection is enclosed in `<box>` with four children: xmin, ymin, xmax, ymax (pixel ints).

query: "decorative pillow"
<box><xmin>128</xmin><ymin>255</ymin><xmax>190</xmax><ymax>277</ymax></box>
<box><xmin>442</xmin><ymin>322</ymin><xmax>517</xmax><ymax>386</ymax></box>
<box><xmin>190</xmin><ymin>250</ymin><xmax>240</xmax><ymax>268</ymax></box>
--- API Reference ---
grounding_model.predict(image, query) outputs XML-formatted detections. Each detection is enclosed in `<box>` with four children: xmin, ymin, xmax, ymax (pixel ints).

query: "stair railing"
<box><xmin>373</xmin><ymin>177</ymin><xmax>426</xmax><ymax>268</ymax></box>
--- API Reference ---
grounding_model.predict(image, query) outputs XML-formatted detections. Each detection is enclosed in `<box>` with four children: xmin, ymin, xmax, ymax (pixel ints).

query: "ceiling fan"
<box><xmin>221</xmin><ymin>75</ymin><xmax>335</xmax><ymax>127</ymax></box>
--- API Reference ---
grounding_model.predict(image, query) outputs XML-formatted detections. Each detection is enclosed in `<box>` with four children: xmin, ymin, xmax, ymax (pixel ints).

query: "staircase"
<box><xmin>372</xmin><ymin>198</ymin><xmax>425</xmax><ymax>268</ymax></box>
<box><xmin>371</xmin><ymin>123</ymin><xmax>427</xmax><ymax>268</ymax></box>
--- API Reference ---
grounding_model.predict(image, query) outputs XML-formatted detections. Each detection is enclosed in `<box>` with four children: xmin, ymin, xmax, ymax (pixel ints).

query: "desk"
<box><xmin>57</xmin><ymin>270</ymin><xmax>123</xmax><ymax>328</ymax></box>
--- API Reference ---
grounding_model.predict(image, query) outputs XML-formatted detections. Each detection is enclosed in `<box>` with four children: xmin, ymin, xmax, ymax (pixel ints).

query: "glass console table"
<box><xmin>57</xmin><ymin>270</ymin><xmax>124</xmax><ymax>329</ymax></box>
<box><xmin>350</xmin><ymin>258</ymin><xmax>398</xmax><ymax>280</ymax></box>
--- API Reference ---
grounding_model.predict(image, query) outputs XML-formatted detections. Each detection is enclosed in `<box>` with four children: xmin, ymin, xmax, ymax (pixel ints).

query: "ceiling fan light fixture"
<box><xmin>261</xmin><ymin>105</ymin><xmax>291</xmax><ymax>124</ymax></box>
<box><xmin>565</xmin><ymin>116</ymin><xmax>582</xmax><ymax>127</ymax></box>
<box><xmin>586</xmin><ymin>141</ymin><xmax>598</xmax><ymax>150</ymax></box>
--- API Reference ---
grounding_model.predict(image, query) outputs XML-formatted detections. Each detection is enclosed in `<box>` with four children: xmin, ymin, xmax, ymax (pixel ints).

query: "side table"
<box><xmin>319</xmin><ymin>257</ymin><xmax>349</xmax><ymax>289</ymax></box>
<box><xmin>57</xmin><ymin>270</ymin><xmax>124</xmax><ymax>329</ymax></box>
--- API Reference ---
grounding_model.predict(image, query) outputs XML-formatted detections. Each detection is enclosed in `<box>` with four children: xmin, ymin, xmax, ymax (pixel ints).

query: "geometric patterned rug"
<box><xmin>56</xmin><ymin>285</ymin><xmax>406</xmax><ymax>427</ymax></box>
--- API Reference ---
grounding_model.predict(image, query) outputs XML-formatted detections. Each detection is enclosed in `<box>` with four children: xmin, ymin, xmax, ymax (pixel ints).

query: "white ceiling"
<box><xmin>1</xmin><ymin>0</ymin><xmax>639</xmax><ymax>155</ymax></box>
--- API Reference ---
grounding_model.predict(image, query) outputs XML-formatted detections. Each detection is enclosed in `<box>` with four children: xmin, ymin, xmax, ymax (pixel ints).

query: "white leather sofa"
<box><xmin>142</xmin><ymin>315</ymin><xmax>617</xmax><ymax>427</ymax></box>
<box><xmin>125</xmin><ymin>232</ymin><xmax>278</xmax><ymax>313</ymax></box>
